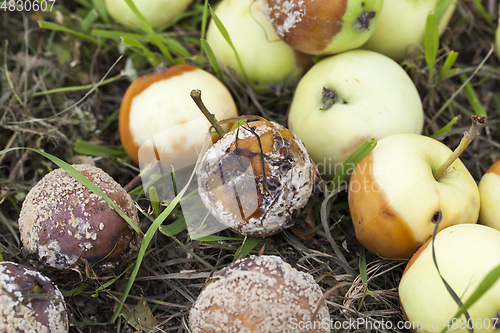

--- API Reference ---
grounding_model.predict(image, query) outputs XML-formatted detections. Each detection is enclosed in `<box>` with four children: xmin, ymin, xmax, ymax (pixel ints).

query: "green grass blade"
<box><xmin>435</xmin><ymin>0</ymin><xmax>454</xmax><ymax>22</ymax></box>
<box><xmin>159</xmin><ymin>216</ymin><xmax>187</xmax><ymax>237</ymax></box>
<box><xmin>438</xmin><ymin>51</ymin><xmax>458</xmax><ymax>82</ymax></box>
<box><xmin>201</xmin><ymin>39</ymin><xmax>221</xmax><ymax>77</ymax></box>
<box><xmin>74</xmin><ymin>140</ymin><xmax>126</xmax><ymax>157</ymax></box>
<box><xmin>359</xmin><ymin>247</ymin><xmax>374</xmax><ymax>297</ymax></box>
<box><xmin>459</xmin><ymin>73</ymin><xmax>487</xmax><ymax>117</ymax></box>
<box><xmin>441</xmin><ymin>263</ymin><xmax>500</xmax><ymax>333</ymax></box>
<box><xmin>209</xmin><ymin>5</ymin><xmax>250</xmax><ymax>85</ymax></box>
<box><xmin>148</xmin><ymin>36</ymin><xmax>174</xmax><ymax>63</ymax></box>
<box><xmin>91</xmin><ymin>0</ymin><xmax>110</xmax><ymax>24</ymax></box>
<box><xmin>38</xmin><ymin>21</ymin><xmax>97</xmax><ymax>43</ymax></box>
<box><xmin>80</xmin><ymin>9</ymin><xmax>99</xmax><ymax>32</ymax></box>
<box><xmin>430</xmin><ymin>115</ymin><xmax>461</xmax><ymax>138</ymax></box>
<box><xmin>470</xmin><ymin>0</ymin><xmax>495</xmax><ymax>23</ymax></box>
<box><xmin>122</xmin><ymin>0</ymin><xmax>154</xmax><ymax>33</ymax></box>
<box><xmin>121</xmin><ymin>36</ymin><xmax>159</xmax><ymax>67</ymax></box>
<box><xmin>91</xmin><ymin>29</ymin><xmax>149</xmax><ymax>41</ymax></box>
<box><xmin>328</xmin><ymin>138</ymin><xmax>376</xmax><ymax>192</ymax></box>
<box><xmin>200</xmin><ymin>0</ymin><xmax>210</xmax><ymax>41</ymax></box>
<box><xmin>0</xmin><ymin>148</ymin><xmax>143</xmax><ymax>236</ymax></box>
<box><xmin>161</xmin><ymin>37</ymin><xmax>192</xmax><ymax>58</ymax></box>
<box><xmin>148</xmin><ymin>187</ymin><xmax>160</xmax><ymax>217</ymax></box>
<box><xmin>424</xmin><ymin>12</ymin><xmax>439</xmax><ymax>79</ymax></box>
<box><xmin>234</xmin><ymin>237</ymin><xmax>260</xmax><ymax>260</ymax></box>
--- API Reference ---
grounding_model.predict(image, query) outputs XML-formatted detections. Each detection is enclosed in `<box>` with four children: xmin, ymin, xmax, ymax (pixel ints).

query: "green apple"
<box><xmin>287</xmin><ymin>50</ymin><xmax>424</xmax><ymax>178</ymax></box>
<box><xmin>104</xmin><ymin>0</ymin><xmax>193</xmax><ymax>29</ymax></box>
<box><xmin>362</xmin><ymin>0</ymin><xmax>457</xmax><ymax>62</ymax></box>
<box><xmin>348</xmin><ymin>133</ymin><xmax>479</xmax><ymax>259</ymax></box>
<box><xmin>206</xmin><ymin>0</ymin><xmax>313</xmax><ymax>92</ymax></box>
<box><xmin>264</xmin><ymin>0</ymin><xmax>383</xmax><ymax>55</ymax></box>
<box><xmin>400</xmin><ymin>224</ymin><xmax>500</xmax><ymax>332</ymax></box>
<box><xmin>478</xmin><ymin>159</ymin><xmax>500</xmax><ymax>231</ymax></box>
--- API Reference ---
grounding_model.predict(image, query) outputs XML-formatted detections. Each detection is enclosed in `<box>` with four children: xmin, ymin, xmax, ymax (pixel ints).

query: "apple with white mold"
<box><xmin>348</xmin><ymin>128</ymin><xmax>482</xmax><ymax>259</ymax></box>
<box><xmin>287</xmin><ymin>49</ymin><xmax>424</xmax><ymax>178</ymax></box>
<box><xmin>264</xmin><ymin>0</ymin><xmax>383</xmax><ymax>55</ymax></box>
<box><xmin>206</xmin><ymin>0</ymin><xmax>313</xmax><ymax>92</ymax></box>
<box><xmin>478</xmin><ymin>159</ymin><xmax>500</xmax><ymax>231</ymax></box>
<box><xmin>399</xmin><ymin>224</ymin><xmax>500</xmax><ymax>333</ymax></box>
<box><xmin>104</xmin><ymin>0</ymin><xmax>193</xmax><ymax>29</ymax></box>
<box><xmin>362</xmin><ymin>0</ymin><xmax>457</xmax><ymax>62</ymax></box>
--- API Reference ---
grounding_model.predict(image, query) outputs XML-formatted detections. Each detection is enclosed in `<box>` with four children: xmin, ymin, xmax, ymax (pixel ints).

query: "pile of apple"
<box><xmin>105</xmin><ymin>0</ymin><xmax>500</xmax><ymax>332</ymax></box>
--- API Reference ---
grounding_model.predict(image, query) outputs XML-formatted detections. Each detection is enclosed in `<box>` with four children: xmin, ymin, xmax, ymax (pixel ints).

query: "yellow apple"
<box><xmin>348</xmin><ymin>133</ymin><xmax>479</xmax><ymax>259</ymax></box>
<box><xmin>206</xmin><ymin>0</ymin><xmax>312</xmax><ymax>92</ymax></box>
<box><xmin>362</xmin><ymin>0</ymin><xmax>457</xmax><ymax>62</ymax></box>
<box><xmin>478</xmin><ymin>159</ymin><xmax>500</xmax><ymax>230</ymax></box>
<box><xmin>400</xmin><ymin>224</ymin><xmax>500</xmax><ymax>332</ymax></box>
<box><xmin>287</xmin><ymin>50</ymin><xmax>424</xmax><ymax>178</ymax></box>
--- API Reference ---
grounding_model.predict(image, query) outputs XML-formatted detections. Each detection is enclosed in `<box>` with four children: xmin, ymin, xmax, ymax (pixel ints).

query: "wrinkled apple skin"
<box><xmin>362</xmin><ymin>0</ymin><xmax>456</xmax><ymax>62</ymax></box>
<box><xmin>206</xmin><ymin>0</ymin><xmax>312</xmax><ymax>92</ymax></box>
<box><xmin>265</xmin><ymin>0</ymin><xmax>383</xmax><ymax>55</ymax></box>
<box><xmin>104</xmin><ymin>0</ymin><xmax>193</xmax><ymax>29</ymax></box>
<box><xmin>288</xmin><ymin>50</ymin><xmax>423</xmax><ymax>178</ymax></box>
<box><xmin>478</xmin><ymin>159</ymin><xmax>500</xmax><ymax>231</ymax></box>
<box><xmin>400</xmin><ymin>224</ymin><xmax>500</xmax><ymax>333</ymax></box>
<box><xmin>348</xmin><ymin>134</ymin><xmax>479</xmax><ymax>259</ymax></box>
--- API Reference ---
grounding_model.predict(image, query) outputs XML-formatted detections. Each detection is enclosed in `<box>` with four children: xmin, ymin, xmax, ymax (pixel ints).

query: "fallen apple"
<box><xmin>399</xmin><ymin>224</ymin><xmax>500</xmax><ymax>333</ymax></box>
<box><xmin>287</xmin><ymin>49</ymin><xmax>424</xmax><ymax>178</ymax></box>
<box><xmin>104</xmin><ymin>0</ymin><xmax>193</xmax><ymax>29</ymax></box>
<box><xmin>478</xmin><ymin>159</ymin><xmax>500</xmax><ymax>231</ymax></box>
<box><xmin>362</xmin><ymin>0</ymin><xmax>457</xmax><ymax>62</ymax></box>
<box><xmin>348</xmin><ymin>133</ymin><xmax>480</xmax><ymax>259</ymax></box>
<box><xmin>206</xmin><ymin>0</ymin><xmax>313</xmax><ymax>92</ymax></box>
<box><xmin>118</xmin><ymin>64</ymin><xmax>238</xmax><ymax>171</ymax></box>
<box><xmin>264</xmin><ymin>0</ymin><xmax>383</xmax><ymax>55</ymax></box>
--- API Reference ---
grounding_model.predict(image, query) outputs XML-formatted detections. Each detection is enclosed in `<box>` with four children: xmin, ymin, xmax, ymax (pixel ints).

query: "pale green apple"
<box><xmin>400</xmin><ymin>224</ymin><xmax>500</xmax><ymax>332</ymax></box>
<box><xmin>348</xmin><ymin>133</ymin><xmax>479</xmax><ymax>259</ymax></box>
<box><xmin>287</xmin><ymin>50</ymin><xmax>424</xmax><ymax>179</ymax></box>
<box><xmin>362</xmin><ymin>0</ymin><xmax>457</xmax><ymax>62</ymax></box>
<box><xmin>104</xmin><ymin>0</ymin><xmax>193</xmax><ymax>29</ymax></box>
<box><xmin>478</xmin><ymin>159</ymin><xmax>500</xmax><ymax>230</ymax></box>
<box><xmin>206</xmin><ymin>0</ymin><xmax>312</xmax><ymax>92</ymax></box>
<box><xmin>264</xmin><ymin>0</ymin><xmax>384</xmax><ymax>55</ymax></box>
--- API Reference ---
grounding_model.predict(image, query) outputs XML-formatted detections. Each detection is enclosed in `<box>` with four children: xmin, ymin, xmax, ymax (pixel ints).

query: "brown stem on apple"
<box><xmin>433</xmin><ymin>115</ymin><xmax>486</xmax><ymax>181</ymax></box>
<box><xmin>190</xmin><ymin>89</ymin><xmax>227</xmax><ymax>138</ymax></box>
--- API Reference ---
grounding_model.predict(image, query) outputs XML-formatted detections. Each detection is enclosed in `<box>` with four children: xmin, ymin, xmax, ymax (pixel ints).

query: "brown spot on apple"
<box><xmin>486</xmin><ymin>159</ymin><xmax>500</xmax><ymax>176</ymax></box>
<box><xmin>265</xmin><ymin>0</ymin><xmax>347</xmax><ymax>55</ymax></box>
<box><xmin>348</xmin><ymin>152</ymin><xmax>419</xmax><ymax>259</ymax></box>
<box><xmin>353</xmin><ymin>11</ymin><xmax>376</xmax><ymax>31</ymax></box>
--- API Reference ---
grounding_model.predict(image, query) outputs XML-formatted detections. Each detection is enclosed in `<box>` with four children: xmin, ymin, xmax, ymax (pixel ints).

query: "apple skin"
<box><xmin>287</xmin><ymin>50</ymin><xmax>424</xmax><ymax>179</ymax></box>
<box><xmin>362</xmin><ymin>0</ymin><xmax>456</xmax><ymax>62</ymax></box>
<box><xmin>118</xmin><ymin>64</ymin><xmax>238</xmax><ymax>168</ymax></box>
<box><xmin>264</xmin><ymin>0</ymin><xmax>383</xmax><ymax>55</ymax></box>
<box><xmin>104</xmin><ymin>0</ymin><xmax>193</xmax><ymax>29</ymax></box>
<box><xmin>478</xmin><ymin>159</ymin><xmax>500</xmax><ymax>230</ymax></box>
<box><xmin>348</xmin><ymin>133</ymin><xmax>479</xmax><ymax>259</ymax></box>
<box><xmin>400</xmin><ymin>224</ymin><xmax>500</xmax><ymax>333</ymax></box>
<box><xmin>206</xmin><ymin>0</ymin><xmax>313</xmax><ymax>92</ymax></box>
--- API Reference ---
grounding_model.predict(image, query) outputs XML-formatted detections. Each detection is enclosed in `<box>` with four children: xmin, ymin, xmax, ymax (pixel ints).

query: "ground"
<box><xmin>0</xmin><ymin>0</ymin><xmax>499</xmax><ymax>332</ymax></box>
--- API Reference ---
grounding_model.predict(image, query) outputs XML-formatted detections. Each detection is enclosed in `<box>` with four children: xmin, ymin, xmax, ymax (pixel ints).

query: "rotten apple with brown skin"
<box><xmin>189</xmin><ymin>255</ymin><xmax>329</xmax><ymax>333</ymax></box>
<box><xmin>264</xmin><ymin>0</ymin><xmax>383</xmax><ymax>55</ymax></box>
<box><xmin>0</xmin><ymin>261</ymin><xmax>69</xmax><ymax>333</ymax></box>
<box><xmin>18</xmin><ymin>164</ymin><xmax>140</xmax><ymax>277</ymax></box>
<box><xmin>196</xmin><ymin>119</ymin><xmax>318</xmax><ymax>237</ymax></box>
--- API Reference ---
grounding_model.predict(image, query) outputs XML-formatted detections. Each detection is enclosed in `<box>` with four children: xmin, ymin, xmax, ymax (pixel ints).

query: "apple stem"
<box><xmin>433</xmin><ymin>115</ymin><xmax>486</xmax><ymax>181</ymax></box>
<box><xmin>190</xmin><ymin>89</ymin><xmax>227</xmax><ymax>138</ymax></box>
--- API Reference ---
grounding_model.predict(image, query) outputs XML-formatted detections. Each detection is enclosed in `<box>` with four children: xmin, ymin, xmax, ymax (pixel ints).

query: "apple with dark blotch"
<box><xmin>264</xmin><ymin>0</ymin><xmax>383</xmax><ymax>55</ymax></box>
